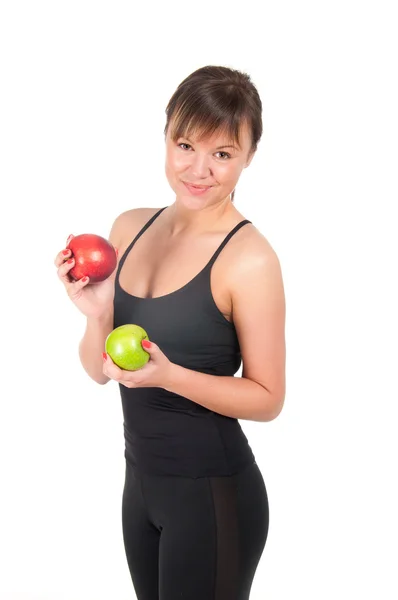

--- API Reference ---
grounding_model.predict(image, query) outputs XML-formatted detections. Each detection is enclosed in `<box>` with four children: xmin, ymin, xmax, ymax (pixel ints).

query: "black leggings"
<box><xmin>122</xmin><ymin>460</ymin><xmax>269</xmax><ymax>599</ymax></box>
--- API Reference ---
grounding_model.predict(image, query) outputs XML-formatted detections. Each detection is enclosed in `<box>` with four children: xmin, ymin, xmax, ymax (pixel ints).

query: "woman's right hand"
<box><xmin>54</xmin><ymin>235</ymin><xmax>119</xmax><ymax>319</ymax></box>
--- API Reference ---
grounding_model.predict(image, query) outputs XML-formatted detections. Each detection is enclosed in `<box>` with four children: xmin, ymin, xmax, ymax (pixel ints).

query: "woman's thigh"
<box><xmin>122</xmin><ymin>462</ymin><xmax>160</xmax><ymax>600</ymax></box>
<box><xmin>152</xmin><ymin>461</ymin><xmax>269</xmax><ymax>600</ymax></box>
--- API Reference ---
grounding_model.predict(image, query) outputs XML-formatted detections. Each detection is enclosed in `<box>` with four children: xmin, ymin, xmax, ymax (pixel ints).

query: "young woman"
<box><xmin>55</xmin><ymin>65</ymin><xmax>286</xmax><ymax>599</ymax></box>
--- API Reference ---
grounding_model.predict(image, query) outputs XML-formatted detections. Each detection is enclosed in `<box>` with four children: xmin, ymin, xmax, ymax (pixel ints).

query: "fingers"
<box><xmin>102</xmin><ymin>354</ymin><xmax>138</xmax><ymax>388</ymax></box>
<box><xmin>54</xmin><ymin>234</ymin><xmax>74</xmax><ymax>268</ymax></box>
<box><xmin>55</xmin><ymin>248</ymin><xmax>90</xmax><ymax>295</ymax></box>
<box><xmin>102</xmin><ymin>354</ymin><xmax>123</xmax><ymax>381</ymax></box>
<box><xmin>54</xmin><ymin>247</ymin><xmax>71</xmax><ymax>268</ymax></box>
<box><xmin>54</xmin><ymin>231</ymin><xmax>74</xmax><ymax>265</ymax></box>
<box><xmin>56</xmin><ymin>254</ymin><xmax>76</xmax><ymax>287</ymax></box>
<box><xmin>54</xmin><ymin>234</ymin><xmax>75</xmax><ymax>284</ymax></box>
<box><xmin>66</xmin><ymin>273</ymin><xmax>91</xmax><ymax>301</ymax></box>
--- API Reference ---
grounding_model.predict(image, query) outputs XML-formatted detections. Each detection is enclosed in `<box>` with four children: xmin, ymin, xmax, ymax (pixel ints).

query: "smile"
<box><xmin>183</xmin><ymin>182</ymin><xmax>212</xmax><ymax>195</ymax></box>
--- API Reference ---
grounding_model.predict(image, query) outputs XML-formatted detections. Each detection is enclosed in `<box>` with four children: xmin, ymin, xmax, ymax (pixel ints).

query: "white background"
<box><xmin>1</xmin><ymin>1</ymin><xmax>397</xmax><ymax>598</ymax></box>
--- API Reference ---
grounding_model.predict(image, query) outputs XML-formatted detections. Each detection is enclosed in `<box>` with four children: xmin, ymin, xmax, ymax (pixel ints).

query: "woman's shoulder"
<box><xmin>223</xmin><ymin>219</ymin><xmax>284</xmax><ymax>315</ymax></box>
<box><xmin>109</xmin><ymin>207</ymin><xmax>164</xmax><ymax>254</ymax></box>
<box><xmin>229</xmin><ymin>215</ymin><xmax>278</xmax><ymax>264</ymax></box>
<box><xmin>214</xmin><ymin>213</ymin><xmax>281</xmax><ymax>296</ymax></box>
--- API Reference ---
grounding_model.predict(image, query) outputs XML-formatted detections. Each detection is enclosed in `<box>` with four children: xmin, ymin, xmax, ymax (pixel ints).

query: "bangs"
<box><xmin>168</xmin><ymin>100</ymin><xmax>247</xmax><ymax>151</ymax></box>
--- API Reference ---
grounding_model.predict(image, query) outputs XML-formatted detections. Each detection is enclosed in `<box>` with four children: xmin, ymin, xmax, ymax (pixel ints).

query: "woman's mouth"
<box><xmin>183</xmin><ymin>182</ymin><xmax>212</xmax><ymax>195</ymax></box>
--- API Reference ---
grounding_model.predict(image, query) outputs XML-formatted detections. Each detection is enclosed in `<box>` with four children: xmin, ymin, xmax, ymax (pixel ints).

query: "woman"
<box><xmin>55</xmin><ymin>65</ymin><xmax>286</xmax><ymax>599</ymax></box>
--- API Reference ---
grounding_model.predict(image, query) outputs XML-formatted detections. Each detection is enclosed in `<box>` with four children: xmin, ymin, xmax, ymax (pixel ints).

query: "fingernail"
<box><xmin>102</xmin><ymin>352</ymin><xmax>107</xmax><ymax>361</ymax></box>
<box><xmin>62</xmin><ymin>249</ymin><xmax>70</xmax><ymax>256</ymax></box>
<box><xmin>115</xmin><ymin>248</ymin><xmax>119</xmax><ymax>257</ymax></box>
<box><xmin>82</xmin><ymin>276</ymin><xmax>89</xmax><ymax>282</ymax></box>
<box><xmin>66</xmin><ymin>234</ymin><xmax>73</xmax><ymax>244</ymax></box>
<box><xmin>142</xmin><ymin>340</ymin><xmax>151</xmax><ymax>348</ymax></box>
<box><xmin>67</xmin><ymin>258</ymin><xmax>74</xmax><ymax>264</ymax></box>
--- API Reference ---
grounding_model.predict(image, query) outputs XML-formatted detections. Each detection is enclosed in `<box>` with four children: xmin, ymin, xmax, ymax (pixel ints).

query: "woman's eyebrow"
<box><xmin>183</xmin><ymin>137</ymin><xmax>240</xmax><ymax>151</ymax></box>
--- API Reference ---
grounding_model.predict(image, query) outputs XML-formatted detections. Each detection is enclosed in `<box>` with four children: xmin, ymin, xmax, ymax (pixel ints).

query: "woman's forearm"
<box><xmin>165</xmin><ymin>364</ymin><xmax>283</xmax><ymax>422</ymax></box>
<box><xmin>79</xmin><ymin>313</ymin><xmax>114</xmax><ymax>384</ymax></box>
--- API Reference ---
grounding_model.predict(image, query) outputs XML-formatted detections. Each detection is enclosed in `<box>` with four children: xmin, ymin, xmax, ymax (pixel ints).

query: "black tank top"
<box><xmin>113</xmin><ymin>207</ymin><xmax>256</xmax><ymax>478</ymax></box>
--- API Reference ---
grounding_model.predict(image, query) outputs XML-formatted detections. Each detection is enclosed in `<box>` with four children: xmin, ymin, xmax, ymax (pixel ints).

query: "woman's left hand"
<box><xmin>102</xmin><ymin>340</ymin><xmax>174</xmax><ymax>389</ymax></box>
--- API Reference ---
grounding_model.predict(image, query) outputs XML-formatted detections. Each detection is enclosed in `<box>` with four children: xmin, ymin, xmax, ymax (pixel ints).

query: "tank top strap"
<box><xmin>117</xmin><ymin>206</ymin><xmax>168</xmax><ymax>274</ymax></box>
<box><xmin>207</xmin><ymin>219</ymin><xmax>252</xmax><ymax>269</ymax></box>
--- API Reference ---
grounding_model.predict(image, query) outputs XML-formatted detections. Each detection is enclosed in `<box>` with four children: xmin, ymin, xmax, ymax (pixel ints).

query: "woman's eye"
<box><xmin>178</xmin><ymin>143</ymin><xmax>231</xmax><ymax>160</ymax></box>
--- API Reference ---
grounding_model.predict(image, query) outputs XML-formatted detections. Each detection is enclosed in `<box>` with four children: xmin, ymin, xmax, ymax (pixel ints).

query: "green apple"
<box><xmin>105</xmin><ymin>324</ymin><xmax>150</xmax><ymax>371</ymax></box>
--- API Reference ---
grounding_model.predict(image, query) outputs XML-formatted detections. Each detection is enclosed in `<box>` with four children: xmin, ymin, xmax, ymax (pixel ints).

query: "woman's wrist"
<box><xmin>87</xmin><ymin>310</ymin><xmax>113</xmax><ymax>327</ymax></box>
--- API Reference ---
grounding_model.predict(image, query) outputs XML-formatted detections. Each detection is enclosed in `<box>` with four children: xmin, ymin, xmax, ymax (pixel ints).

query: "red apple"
<box><xmin>67</xmin><ymin>234</ymin><xmax>117</xmax><ymax>283</ymax></box>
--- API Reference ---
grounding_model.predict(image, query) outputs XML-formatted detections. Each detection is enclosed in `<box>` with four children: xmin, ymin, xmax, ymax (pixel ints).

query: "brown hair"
<box><xmin>164</xmin><ymin>65</ymin><xmax>263</xmax><ymax>202</ymax></box>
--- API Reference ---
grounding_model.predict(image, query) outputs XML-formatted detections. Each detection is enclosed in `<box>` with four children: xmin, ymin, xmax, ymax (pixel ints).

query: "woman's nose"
<box><xmin>188</xmin><ymin>153</ymin><xmax>212</xmax><ymax>178</ymax></box>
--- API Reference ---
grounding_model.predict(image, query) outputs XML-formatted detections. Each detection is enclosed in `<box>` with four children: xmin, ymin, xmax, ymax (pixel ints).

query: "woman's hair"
<box><xmin>164</xmin><ymin>65</ymin><xmax>263</xmax><ymax>202</ymax></box>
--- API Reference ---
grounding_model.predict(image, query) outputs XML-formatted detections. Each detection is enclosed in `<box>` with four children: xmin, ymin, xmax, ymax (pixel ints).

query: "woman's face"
<box><xmin>165</xmin><ymin>121</ymin><xmax>254</xmax><ymax>208</ymax></box>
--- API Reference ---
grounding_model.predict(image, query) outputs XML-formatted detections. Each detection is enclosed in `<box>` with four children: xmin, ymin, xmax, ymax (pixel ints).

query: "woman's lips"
<box><xmin>183</xmin><ymin>182</ymin><xmax>212</xmax><ymax>195</ymax></box>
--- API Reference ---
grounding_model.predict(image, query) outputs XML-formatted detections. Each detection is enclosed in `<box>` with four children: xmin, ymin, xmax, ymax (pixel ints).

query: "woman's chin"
<box><xmin>176</xmin><ymin>193</ymin><xmax>209</xmax><ymax>208</ymax></box>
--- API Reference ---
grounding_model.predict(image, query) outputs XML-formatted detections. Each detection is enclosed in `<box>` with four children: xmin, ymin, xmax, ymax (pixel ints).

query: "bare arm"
<box><xmin>77</xmin><ymin>207</ymin><xmax>162</xmax><ymax>385</ymax></box>
<box><xmin>79</xmin><ymin>313</ymin><xmax>114</xmax><ymax>384</ymax></box>
<box><xmin>77</xmin><ymin>210</ymin><xmax>128</xmax><ymax>385</ymax></box>
<box><xmin>165</xmin><ymin>238</ymin><xmax>286</xmax><ymax>421</ymax></box>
